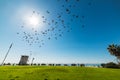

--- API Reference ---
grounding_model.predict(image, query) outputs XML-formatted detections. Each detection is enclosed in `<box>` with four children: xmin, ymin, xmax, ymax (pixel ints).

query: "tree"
<box><xmin>107</xmin><ymin>44</ymin><xmax>120</xmax><ymax>64</ymax></box>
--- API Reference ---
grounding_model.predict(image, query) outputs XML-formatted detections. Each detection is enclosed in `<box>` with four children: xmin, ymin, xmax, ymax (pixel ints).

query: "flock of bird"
<box><xmin>17</xmin><ymin>0</ymin><xmax>92</xmax><ymax>48</ymax></box>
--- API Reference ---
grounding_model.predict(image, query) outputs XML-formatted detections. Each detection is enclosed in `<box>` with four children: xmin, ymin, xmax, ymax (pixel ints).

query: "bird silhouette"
<box><xmin>17</xmin><ymin>0</ymin><xmax>89</xmax><ymax>49</ymax></box>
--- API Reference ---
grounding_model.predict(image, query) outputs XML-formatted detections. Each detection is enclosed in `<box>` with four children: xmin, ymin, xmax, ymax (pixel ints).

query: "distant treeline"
<box><xmin>1</xmin><ymin>63</ymin><xmax>101</xmax><ymax>67</ymax></box>
<box><xmin>2</xmin><ymin>62</ymin><xmax>120</xmax><ymax>69</ymax></box>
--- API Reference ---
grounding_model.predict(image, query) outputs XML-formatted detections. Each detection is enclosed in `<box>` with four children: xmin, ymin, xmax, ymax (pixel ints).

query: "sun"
<box><xmin>22</xmin><ymin>10</ymin><xmax>45</xmax><ymax>29</ymax></box>
<box><xmin>24</xmin><ymin>13</ymin><xmax>43</xmax><ymax>29</ymax></box>
<box><xmin>29</xmin><ymin>15</ymin><xmax>39</xmax><ymax>26</ymax></box>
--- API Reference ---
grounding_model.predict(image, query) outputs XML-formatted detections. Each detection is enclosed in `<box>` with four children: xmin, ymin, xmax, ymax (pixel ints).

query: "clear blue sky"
<box><xmin>0</xmin><ymin>0</ymin><xmax>120</xmax><ymax>64</ymax></box>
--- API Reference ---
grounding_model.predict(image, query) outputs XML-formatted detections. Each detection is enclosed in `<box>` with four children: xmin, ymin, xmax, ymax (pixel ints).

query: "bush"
<box><xmin>7</xmin><ymin>63</ymin><xmax>11</xmax><ymax>65</ymax></box>
<box><xmin>56</xmin><ymin>64</ymin><xmax>61</xmax><ymax>66</ymax></box>
<box><xmin>102</xmin><ymin>62</ymin><xmax>120</xmax><ymax>68</ymax></box>
<box><xmin>71</xmin><ymin>64</ymin><xmax>77</xmax><ymax>66</ymax></box>
<box><xmin>41</xmin><ymin>63</ymin><xmax>46</xmax><ymax>66</ymax></box>
<box><xmin>48</xmin><ymin>64</ymin><xmax>54</xmax><ymax>66</ymax></box>
<box><xmin>64</xmin><ymin>64</ymin><xmax>68</xmax><ymax>66</ymax></box>
<box><xmin>80</xmin><ymin>64</ymin><xmax>85</xmax><ymax>67</ymax></box>
<box><xmin>38</xmin><ymin>63</ymin><xmax>40</xmax><ymax>66</ymax></box>
<box><xmin>101</xmin><ymin>63</ymin><xmax>106</xmax><ymax>68</ymax></box>
<box><xmin>33</xmin><ymin>63</ymin><xmax>37</xmax><ymax>66</ymax></box>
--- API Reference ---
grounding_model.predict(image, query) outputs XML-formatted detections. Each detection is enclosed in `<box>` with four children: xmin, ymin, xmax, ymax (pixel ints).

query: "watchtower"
<box><xmin>19</xmin><ymin>55</ymin><xmax>29</xmax><ymax>65</ymax></box>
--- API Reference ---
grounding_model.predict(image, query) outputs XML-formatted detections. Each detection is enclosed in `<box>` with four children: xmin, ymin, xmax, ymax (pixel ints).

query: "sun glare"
<box><xmin>24</xmin><ymin>12</ymin><xmax>44</xmax><ymax>29</ymax></box>
<box><xmin>29</xmin><ymin>15</ymin><xmax>39</xmax><ymax>26</ymax></box>
<box><xmin>20</xmin><ymin>8</ymin><xmax>46</xmax><ymax>30</ymax></box>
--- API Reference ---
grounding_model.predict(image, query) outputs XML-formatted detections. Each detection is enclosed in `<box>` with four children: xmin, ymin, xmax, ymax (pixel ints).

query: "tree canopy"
<box><xmin>107</xmin><ymin>44</ymin><xmax>120</xmax><ymax>64</ymax></box>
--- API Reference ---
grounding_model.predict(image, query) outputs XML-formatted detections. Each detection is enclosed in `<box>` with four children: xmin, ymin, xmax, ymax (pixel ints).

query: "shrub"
<box><xmin>33</xmin><ymin>63</ymin><xmax>37</xmax><ymax>66</ymax></box>
<box><xmin>105</xmin><ymin>62</ymin><xmax>119</xmax><ymax>68</ymax></box>
<box><xmin>7</xmin><ymin>63</ymin><xmax>11</xmax><ymax>65</ymax></box>
<box><xmin>48</xmin><ymin>64</ymin><xmax>54</xmax><ymax>66</ymax></box>
<box><xmin>64</xmin><ymin>64</ymin><xmax>68</xmax><ymax>66</ymax></box>
<box><xmin>56</xmin><ymin>64</ymin><xmax>61</xmax><ymax>66</ymax></box>
<box><xmin>38</xmin><ymin>63</ymin><xmax>40</xmax><ymax>66</ymax></box>
<box><xmin>101</xmin><ymin>63</ymin><xmax>106</xmax><ymax>68</ymax></box>
<box><xmin>71</xmin><ymin>64</ymin><xmax>77</xmax><ymax>66</ymax></box>
<box><xmin>103</xmin><ymin>62</ymin><xmax>120</xmax><ymax>68</ymax></box>
<box><xmin>41</xmin><ymin>63</ymin><xmax>46</xmax><ymax>66</ymax></box>
<box><xmin>80</xmin><ymin>64</ymin><xmax>85</xmax><ymax>67</ymax></box>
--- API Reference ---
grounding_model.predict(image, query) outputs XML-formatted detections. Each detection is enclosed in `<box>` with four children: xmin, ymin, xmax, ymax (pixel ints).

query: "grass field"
<box><xmin>0</xmin><ymin>66</ymin><xmax>120</xmax><ymax>80</ymax></box>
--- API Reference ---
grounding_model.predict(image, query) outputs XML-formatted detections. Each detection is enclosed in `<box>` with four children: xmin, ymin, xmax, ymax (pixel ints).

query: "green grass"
<box><xmin>0</xmin><ymin>66</ymin><xmax>120</xmax><ymax>80</ymax></box>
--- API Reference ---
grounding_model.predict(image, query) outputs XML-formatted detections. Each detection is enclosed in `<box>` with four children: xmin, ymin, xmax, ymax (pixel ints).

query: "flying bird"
<box><xmin>17</xmin><ymin>0</ymin><xmax>87</xmax><ymax>49</ymax></box>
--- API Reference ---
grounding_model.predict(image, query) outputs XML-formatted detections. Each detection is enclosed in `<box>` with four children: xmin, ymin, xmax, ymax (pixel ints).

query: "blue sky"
<box><xmin>0</xmin><ymin>0</ymin><xmax>120</xmax><ymax>64</ymax></box>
